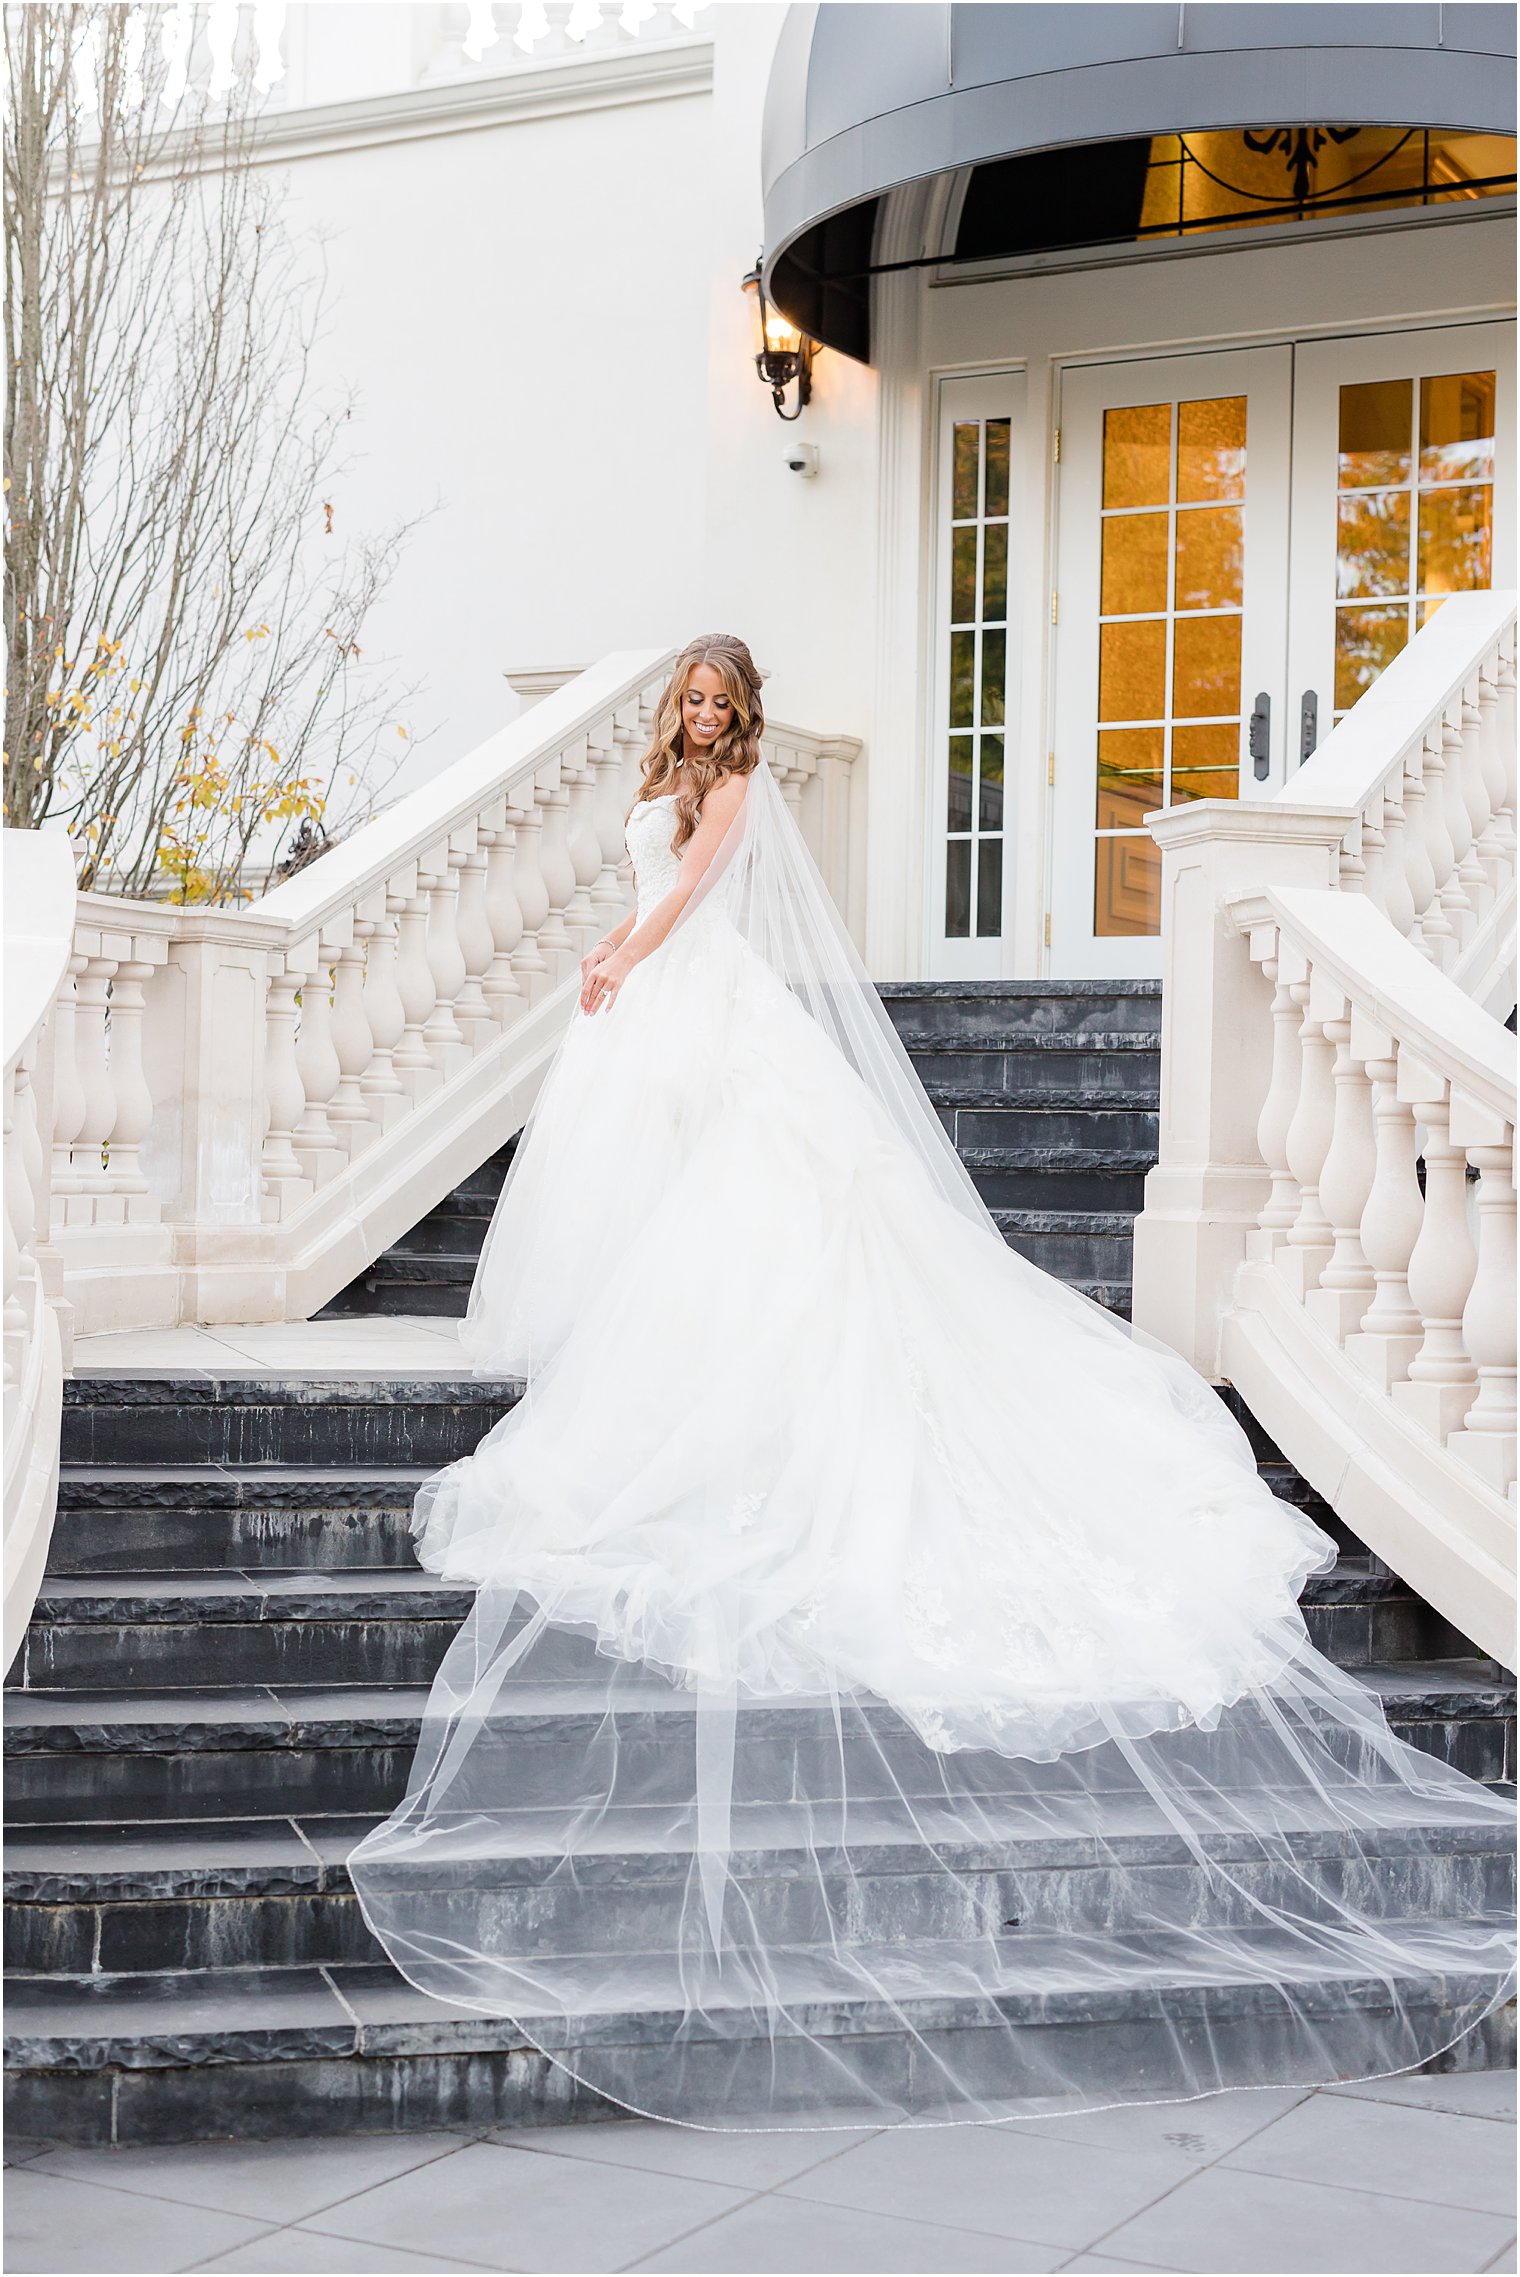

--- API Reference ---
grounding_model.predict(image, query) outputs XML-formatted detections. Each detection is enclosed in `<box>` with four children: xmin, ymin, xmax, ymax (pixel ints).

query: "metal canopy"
<box><xmin>762</xmin><ymin>2</ymin><xmax>1518</xmax><ymax>360</ymax></box>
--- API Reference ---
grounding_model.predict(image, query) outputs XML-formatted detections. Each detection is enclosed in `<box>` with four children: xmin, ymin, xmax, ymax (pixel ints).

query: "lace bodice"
<box><xmin>625</xmin><ymin>793</ymin><xmax>683</xmax><ymax>915</ymax></box>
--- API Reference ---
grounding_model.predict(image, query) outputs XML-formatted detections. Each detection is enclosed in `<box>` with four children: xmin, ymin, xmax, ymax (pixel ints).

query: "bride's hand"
<box><xmin>582</xmin><ymin>946</ymin><xmax>634</xmax><ymax>1015</ymax></box>
<box><xmin>580</xmin><ymin>938</ymin><xmax>615</xmax><ymax>983</ymax></box>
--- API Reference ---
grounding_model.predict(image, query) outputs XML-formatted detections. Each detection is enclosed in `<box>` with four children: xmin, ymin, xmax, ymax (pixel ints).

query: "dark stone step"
<box><xmin>16</xmin><ymin>1555</ymin><xmax>1463</xmax><ymax>1691</ymax></box>
<box><xmin>948</xmin><ymin>1107</ymin><xmax>1159</xmax><ymax>1152</ymax></box>
<box><xmin>60</xmin><ymin>1382</ymin><xmax>519</xmax><ymax>1471</ymax></box>
<box><xmin>5</xmin><ymin>1936</ymin><xmax>1511</xmax><ymax>2148</ymax></box>
<box><xmin>879</xmin><ymin>981</ymin><xmax>1162</xmax><ymax>1046</ymax></box>
<box><xmin>7</xmin><ymin>1663</ymin><xmax>1512</xmax><ymax>1826</ymax></box>
<box><xmin>7</xmin><ymin>1802</ymin><xmax>1511</xmax><ymax>1979</ymax></box>
<box><xmin>49</xmin><ymin>1471</ymin><xmax>428</xmax><ymax>1575</ymax></box>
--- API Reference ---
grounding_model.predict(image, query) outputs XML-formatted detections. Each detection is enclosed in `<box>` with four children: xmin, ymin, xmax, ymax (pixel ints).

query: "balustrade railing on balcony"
<box><xmin>1134</xmin><ymin>591</ymin><xmax>1517</xmax><ymax>1659</ymax></box>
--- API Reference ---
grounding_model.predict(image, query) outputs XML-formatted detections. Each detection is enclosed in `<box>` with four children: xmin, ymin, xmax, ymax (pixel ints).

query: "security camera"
<box><xmin>783</xmin><ymin>441</ymin><xmax>819</xmax><ymax>479</ymax></box>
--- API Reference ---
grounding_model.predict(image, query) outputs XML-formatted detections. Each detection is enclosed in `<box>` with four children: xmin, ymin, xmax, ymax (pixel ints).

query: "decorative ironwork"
<box><xmin>1239</xmin><ymin>125</ymin><xmax>1364</xmax><ymax>203</ymax></box>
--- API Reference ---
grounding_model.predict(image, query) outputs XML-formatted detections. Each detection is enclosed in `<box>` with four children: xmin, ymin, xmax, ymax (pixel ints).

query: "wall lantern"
<box><xmin>741</xmin><ymin>259</ymin><xmax>815</xmax><ymax>421</ymax></box>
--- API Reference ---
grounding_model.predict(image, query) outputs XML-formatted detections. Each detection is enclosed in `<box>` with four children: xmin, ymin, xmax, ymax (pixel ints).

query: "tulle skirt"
<box><xmin>350</xmin><ymin>903</ymin><xmax>1515</xmax><ymax>2128</ymax></box>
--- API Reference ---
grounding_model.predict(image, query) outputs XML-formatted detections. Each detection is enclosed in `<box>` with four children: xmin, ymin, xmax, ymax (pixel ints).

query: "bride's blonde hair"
<box><xmin>634</xmin><ymin>633</ymin><xmax>764</xmax><ymax>851</ymax></box>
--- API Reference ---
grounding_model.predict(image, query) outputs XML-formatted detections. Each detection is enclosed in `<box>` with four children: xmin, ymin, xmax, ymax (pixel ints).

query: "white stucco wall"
<box><xmin>258</xmin><ymin>1</ymin><xmax>880</xmax><ymax>810</ymax></box>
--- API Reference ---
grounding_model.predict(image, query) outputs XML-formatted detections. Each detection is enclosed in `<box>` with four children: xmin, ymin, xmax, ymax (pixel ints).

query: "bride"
<box><xmin>351</xmin><ymin>633</ymin><xmax>1514</xmax><ymax>2130</ymax></box>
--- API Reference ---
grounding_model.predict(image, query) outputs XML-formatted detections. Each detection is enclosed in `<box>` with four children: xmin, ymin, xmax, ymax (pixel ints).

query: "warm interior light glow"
<box><xmin>765</xmin><ymin>311</ymin><xmax>800</xmax><ymax>351</ymax></box>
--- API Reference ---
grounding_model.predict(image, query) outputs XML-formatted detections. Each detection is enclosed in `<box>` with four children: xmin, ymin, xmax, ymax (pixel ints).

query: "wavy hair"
<box><xmin>633</xmin><ymin>633</ymin><xmax>764</xmax><ymax>850</ymax></box>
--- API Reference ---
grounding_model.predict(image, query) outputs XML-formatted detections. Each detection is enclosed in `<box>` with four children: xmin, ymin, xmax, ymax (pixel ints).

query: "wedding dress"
<box><xmin>350</xmin><ymin>762</ymin><xmax>1515</xmax><ymax>2129</ymax></box>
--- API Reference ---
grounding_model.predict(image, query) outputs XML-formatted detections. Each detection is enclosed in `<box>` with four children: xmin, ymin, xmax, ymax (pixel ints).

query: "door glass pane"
<box><xmin>947</xmin><ymin>738</ymin><xmax>973</xmax><ymax>831</ymax></box>
<box><xmin>949</xmin><ymin>631</ymin><xmax>976</xmax><ymax>728</ymax></box>
<box><xmin>952</xmin><ymin>424</ymin><xmax>981</xmax><ymax>519</ymax></box>
<box><xmin>1338</xmin><ymin>379</ymin><xmax>1412</xmax><ymax>486</ymax></box>
<box><xmin>1096</xmin><ymin>728</ymin><xmax>1163</xmax><ymax>828</ymax></box>
<box><xmin>1177</xmin><ymin>396</ymin><xmax>1246</xmax><ymax>501</ymax></box>
<box><xmin>981</xmin><ymin>523</ymin><xmax>1009</xmax><ymax>621</ymax></box>
<box><xmin>1336</xmin><ymin>491</ymin><xmax>1411</xmax><ymax>597</ymax></box>
<box><xmin>1417</xmin><ymin>483</ymin><xmax>1493</xmax><ymax>595</ymax></box>
<box><xmin>951</xmin><ymin>528</ymin><xmax>978</xmax><ymax>623</ymax></box>
<box><xmin>984</xmin><ymin>420</ymin><xmax>1011</xmax><ymax>516</ymax></box>
<box><xmin>1172</xmin><ymin>614</ymin><xmax>1242</xmax><ymax>717</ymax></box>
<box><xmin>941</xmin><ymin>407</ymin><xmax>1014</xmax><ymax>945</ymax></box>
<box><xmin>980</xmin><ymin>631</ymin><xmax>1007</xmax><ymax>726</ymax></box>
<box><xmin>1171</xmin><ymin>722</ymin><xmax>1241</xmax><ymax>802</ymax></box>
<box><xmin>1092</xmin><ymin>390</ymin><xmax>1248</xmax><ymax>939</ymax></box>
<box><xmin>976</xmin><ymin>839</ymin><xmax>1003</xmax><ymax>938</ymax></box>
<box><xmin>978</xmin><ymin>735</ymin><xmax>1004</xmax><ymax>829</ymax></box>
<box><xmin>1101</xmin><ymin>513</ymin><xmax>1168</xmax><ymax>613</ymax></box>
<box><xmin>1102</xmin><ymin>404</ymin><xmax>1171</xmax><ymax>507</ymax></box>
<box><xmin>1420</xmin><ymin>371</ymin><xmax>1496</xmax><ymax>482</ymax></box>
<box><xmin>945</xmin><ymin>838</ymin><xmax>971</xmax><ymax>937</ymax></box>
<box><xmin>1330</xmin><ymin>367</ymin><xmax>1495</xmax><ymax>720</ymax></box>
<box><xmin>1175</xmin><ymin>506</ymin><xmax>1243</xmax><ymax>608</ymax></box>
<box><xmin>1335</xmin><ymin>604</ymin><xmax>1408</xmax><ymax>709</ymax></box>
<box><xmin>1099</xmin><ymin>620</ymin><xmax>1167</xmax><ymax>721</ymax></box>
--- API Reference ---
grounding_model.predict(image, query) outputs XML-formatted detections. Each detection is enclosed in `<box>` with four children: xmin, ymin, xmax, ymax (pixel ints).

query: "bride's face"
<box><xmin>681</xmin><ymin>664</ymin><xmax>734</xmax><ymax>758</ymax></box>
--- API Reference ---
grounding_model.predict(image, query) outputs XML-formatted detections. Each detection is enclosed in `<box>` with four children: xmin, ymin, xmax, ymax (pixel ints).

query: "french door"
<box><xmin>927</xmin><ymin>372</ymin><xmax>1026</xmax><ymax>977</ymax></box>
<box><xmin>1050</xmin><ymin>348</ymin><xmax>1293</xmax><ymax>977</ymax></box>
<box><xmin>1049</xmin><ymin>322</ymin><xmax>1514</xmax><ymax>976</ymax></box>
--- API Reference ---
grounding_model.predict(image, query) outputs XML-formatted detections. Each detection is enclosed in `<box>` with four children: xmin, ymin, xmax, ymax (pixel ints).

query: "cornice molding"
<box><xmin>244</xmin><ymin>37</ymin><xmax>713</xmax><ymax>166</ymax></box>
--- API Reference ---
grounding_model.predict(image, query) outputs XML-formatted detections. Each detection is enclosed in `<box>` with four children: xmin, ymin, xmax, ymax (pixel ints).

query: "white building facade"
<box><xmin>264</xmin><ymin>1</ymin><xmax>1516</xmax><ymax>983</ymax></box>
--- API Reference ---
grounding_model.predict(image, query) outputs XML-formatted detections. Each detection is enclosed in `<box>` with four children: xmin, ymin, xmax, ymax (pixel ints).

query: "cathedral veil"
<box><xmin>349</xmin><ymin>757</ymin><xmax>1514</xmax><ymax>2131</ymax></box>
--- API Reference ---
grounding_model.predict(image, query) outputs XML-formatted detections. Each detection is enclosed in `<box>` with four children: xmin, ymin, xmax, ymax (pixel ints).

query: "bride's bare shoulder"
<box><xmin>701</xmin><ymin>770</ymin><xmax>752</xmax><ymax>824</ymax></box>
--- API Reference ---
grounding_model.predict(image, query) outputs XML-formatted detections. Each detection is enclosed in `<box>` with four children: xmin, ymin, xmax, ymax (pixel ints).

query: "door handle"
<box><xmin>1248</xmin><ymin>692</ymin><xmax>1271</xmax><ymax>781</ymax></box>
<box><xmin>1299</xmin><ymin>690</ymin><xmax>1319</xmax><ymax>766</ymax></box>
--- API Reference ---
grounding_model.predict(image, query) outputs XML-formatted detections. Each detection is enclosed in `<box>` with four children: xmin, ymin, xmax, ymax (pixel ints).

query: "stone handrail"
<box><xmin>1224</xmin><ymin>885</ymin><xmax>1514</xmax><ymax>1658</ymax></box>
<box><xmin>1279</xmin><ymin>589</ymin><xmax>1517</xmax><ymax>975</ymax></box>
<box><xmin>1133</xmin><ymin>596</ymin><xmax>1516</xmax><ymax>1658</ymax></box>
<box><xmin>27</xmin><ymin>650</ymin><xmax>862</xmax><ymax>1336</ymax></box>
<box><xmin>4</xmin><ymin>831</ymin><xmax>77</xmax><ymax>1667</ymax></box>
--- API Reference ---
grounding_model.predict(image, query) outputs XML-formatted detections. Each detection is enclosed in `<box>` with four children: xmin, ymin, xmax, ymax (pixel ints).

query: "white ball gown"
<box><xmin>350</xmin><ymin>761</ymin><xmax>1514</xmax><ymax>2129</ymax></box>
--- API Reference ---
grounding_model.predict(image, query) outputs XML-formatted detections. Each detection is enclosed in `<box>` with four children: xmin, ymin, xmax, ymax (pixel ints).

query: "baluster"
<box><xmin>563</xmin><ymin>757</ymin><xmax>603</xmax><ymax>941</ymax></box>
<box><xmin>359</xmin><ymin>910</ymin><xmax>407</xmax><ymax>1120</ymax></box>
<box><xmin>1305</xmin><ymin>1012</ymin><xmax>1376</xmax><ymax>1342</ymax></box>
<box><xmin>1356</xmin><ymin>794</ymin><xmax>1389</xmax><ymax>917</ymax></box>
<box><xmin>452</xmin><ymin>847</ymin><xmax>497</xmax><ymax>1039</ymax></box>
<box><xmin>392</xmin><ymin>888</ymin><xmax>438</xmax><ymax>1094</ymax></box>
<box><xmin>535</xmin><ymin>783</ymin><xmax>579</xmax><ymax>968</ymax></box>
<box><xmin>260</xmin><ymin>965</ymin><xmax>311</xmax><ymax>1202</ymax></box>
<box><xmin>1480</xmin><ymin>644</ymin><xmax>1518</xmax><ymax>887</ymax></box>
<box><xmin>1253</xmin><ymin>951</ymin><xmax>1301</xmax><ymax>1251</ymax></box>
<box><xmin>326</xmin><ymin>931</ymin><xmax>378</xmax><ymax>1150</ymax></box>
<box><xmin>1377</xmin><ymin>779</ymin><xmax>1417</xmax><ymax>940</ymax></box>
<box><xmin>1394</xmin><ymin>1094</ymin><xmax>1479</xmax><ymax>1442</ymax></box>
<box><xmin>50</xmin><ymin>955</ymin><xmax>87</xmax><ymax>1204</ymax></box>
<box><xmin>1449</xmin><ymin>690</ymin><xmax>1491</xmax><ymax>931</ymax></box>
<box><xmin>71</xmin><ymin>954</ymin><xmax>118</xmax><ymax>1202</ymax></box>
<box><xmin>1447</xmin><ymin>1139</ymin><xmax>1517</xmax><ymax>1493</ymax></box>
<box><xmin>479</xmin><ymin>816</ymin><xmax>525</xmax><ymax>1025</ymax></box>
<box><xmin>1398</xmin><ymin>749</ymin><xmax>1439</xmax><ymax>958</ymax></box>
<box><xmin>105</xmin><ymin>957</ymin><xmax>158</xmax><ymax>1211</ymax></box>
<box><xmin>1417</xmin><ymin>724</ymin><xmax>1462</xmax><ymax>966</ymax></box>
<box><xmin>1346</xmin><ymin>1055</ymin><xmax>1426</xmax><ymax>1391</ymax></box>
<box><xmin>507</xmin><ymin>794</ymin><xmax>553</xmax><ymax>1005</ymax></box>
<box><xmin>419</xmin><ymin>849</ymin><xmax>467</xmax><ymax>1058</ymax></box>
<box><xmin>587</xmin><ymin>733</ymin><xmax>629</xmax><ymax>925</ymax></box>
<box><xmin>293</xmin><ymin>953</ymin><xmax>345</xmax><ymax>1186</ymax></box>
<box><xmin>1278</xmin><ymin>977</ymin><xmax>1337</xmax><ymax>1296</ymax></box>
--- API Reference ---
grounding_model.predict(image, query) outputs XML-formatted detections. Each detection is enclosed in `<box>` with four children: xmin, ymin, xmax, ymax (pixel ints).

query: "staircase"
<box><xmin>5</xmin><ymin>985</ymin><xmax>1515</xmax><ymax>2146</ymax></box>
<box><xmin>320</xmin><ymin>983</ymin><xmax>1163</xmax><ymax>1320</ymax></box>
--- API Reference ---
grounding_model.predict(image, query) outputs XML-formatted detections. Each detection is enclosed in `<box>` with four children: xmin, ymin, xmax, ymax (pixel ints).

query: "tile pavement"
<box><xmin>4</xmin><ymin>2074</ymin><xmax>1515</xmax><ymax>2275</ymax></box>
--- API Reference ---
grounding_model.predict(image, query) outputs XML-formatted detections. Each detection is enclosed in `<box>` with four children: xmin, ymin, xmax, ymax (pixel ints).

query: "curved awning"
<box><xmin>762</xmin><ymin>2</ymin><xmax>1518</xmax><ymax>360</ymax></box>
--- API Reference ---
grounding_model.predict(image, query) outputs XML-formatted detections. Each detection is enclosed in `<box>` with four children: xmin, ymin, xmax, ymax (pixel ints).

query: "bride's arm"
<box><xmin>582</xmin><ymin>773</ymin><xmax>749</xmax><ymax>1014</ymax></box>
